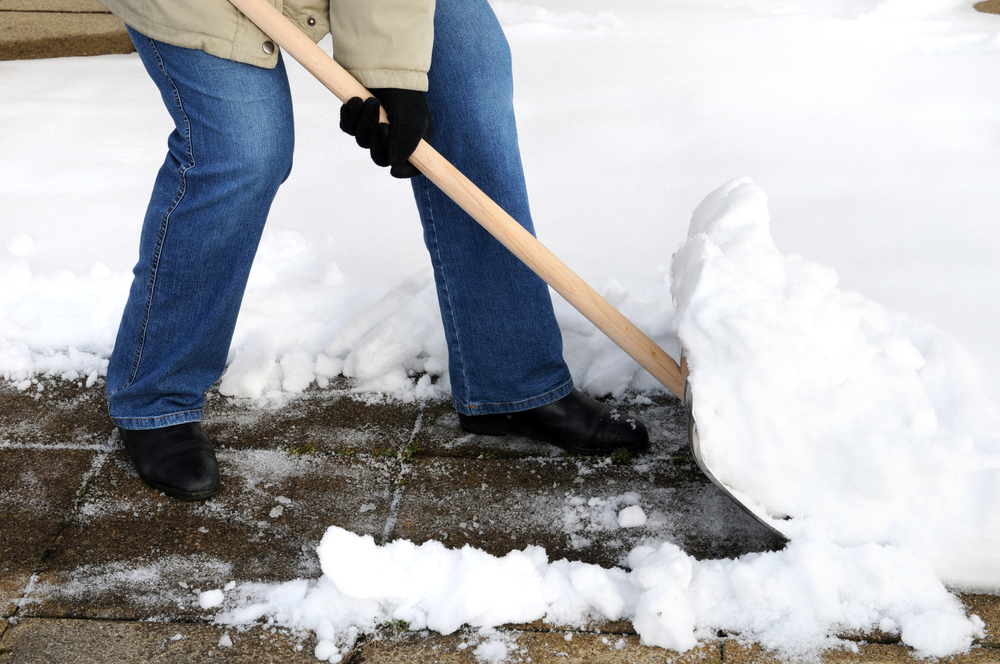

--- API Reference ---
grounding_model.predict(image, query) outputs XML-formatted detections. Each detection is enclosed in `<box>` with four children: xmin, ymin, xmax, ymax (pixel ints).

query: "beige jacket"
<box><xmin>98</xmin><ymin>0</ymin><xmax>434</xmax><ymax>90</ymax></box>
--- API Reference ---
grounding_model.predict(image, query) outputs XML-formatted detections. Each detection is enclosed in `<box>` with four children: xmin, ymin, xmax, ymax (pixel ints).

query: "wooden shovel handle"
<box><xmin>227</xmin><ymin>0</ymin><xmax>687</xmax><ymax>400</ymax></box>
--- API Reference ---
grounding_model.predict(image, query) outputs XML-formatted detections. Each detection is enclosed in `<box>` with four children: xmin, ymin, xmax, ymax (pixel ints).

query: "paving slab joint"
<box><xmin>74</xmin><ymin>461</ymin><xmax>103</xmax><ymax>501</ymax></box>
<box><xmin>9</xmin><ymin>451</ymin><xmax>111</xmax><ymax>619</ymax></box>
<box><xmin>338</xmin><ymin>620</ymin><xmax>415</xmax><ymax>663</ymax></box>
<box><xmin>10</xmin><ymin>459</ymin><xmax>108</xmax><ymax>610</ymax></box>
<box><xmin>502</xmin><ymin>619</ymin><xmax>637</xmax><ymax>636</ymax></box>
<box><xmin>378</xmin><ymin>404</ymin><xmax>425</xmax><ymax>545</ymax></box>
<box><xmin>835</xmin><ymin>628</ymin><xmax>902</xmax><ymax>646</ymax></box>
<box><xmin>699</xmin><ymin>638</ymin><xmax>721</xmax><ymax>663</ymax></box>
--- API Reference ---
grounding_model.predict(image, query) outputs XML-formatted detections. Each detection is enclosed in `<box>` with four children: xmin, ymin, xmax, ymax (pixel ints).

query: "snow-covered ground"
<box><xmin>3</xmin><ymin>0</ymin><xmax>1000</xmax><ymax>661</ymax></box>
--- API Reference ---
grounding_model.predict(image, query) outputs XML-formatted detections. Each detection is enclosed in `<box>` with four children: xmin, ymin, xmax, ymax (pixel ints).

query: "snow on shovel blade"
<box><xmin>685</xmin><ymin>381</ymin><xmax>790</xmax><ymax>541</ymax></box>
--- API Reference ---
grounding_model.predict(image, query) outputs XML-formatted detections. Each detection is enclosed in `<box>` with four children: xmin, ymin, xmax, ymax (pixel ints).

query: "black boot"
<box><xmin>458</xmin><ymin>388</ymin><xmax>649</xmax><ymax>456</ymax></box>
<box><xmin>118</xmin><ymin>422</ymin><xmax>221</xmax><ymax>500</ymax></box>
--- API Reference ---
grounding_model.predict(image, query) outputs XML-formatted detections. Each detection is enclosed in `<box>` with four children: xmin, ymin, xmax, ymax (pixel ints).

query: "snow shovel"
<box><xmin>227</xmin><ymin>0</ymin><xmax>788</xmax><ymax>541</ymax></box>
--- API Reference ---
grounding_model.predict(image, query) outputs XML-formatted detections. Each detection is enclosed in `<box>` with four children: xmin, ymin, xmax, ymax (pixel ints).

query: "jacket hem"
<box><xmin>348</xmin><ymin>68</ymin><xmax>429</xmax><ymax>92</ymax></box>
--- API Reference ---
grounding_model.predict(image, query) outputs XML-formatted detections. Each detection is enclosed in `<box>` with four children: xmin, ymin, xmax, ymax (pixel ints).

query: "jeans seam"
<box><xmin>419</xmin><ymin>177</ymin><xmax>472</xmax><ymax>404</ymax></box>
<box><xmin>110</xmin><ymin>36</ymin><xmax>196</xmax><ymax>398</ymax></box>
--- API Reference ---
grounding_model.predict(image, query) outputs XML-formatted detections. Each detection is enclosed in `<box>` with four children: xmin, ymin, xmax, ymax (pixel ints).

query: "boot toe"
<box><xmin>592</xmin><ymin>408</ymin><xmax>649</xmax><ymax>452</ymax></box>
<box><xmin>147</xmin><ymin>452</ymin><xmax>220</xmax><ymax>500</ymax></box>
<box><xmin>564</xmin><ymin>391</ymin><xmax>649</xmax><ymax>455</ymax></box>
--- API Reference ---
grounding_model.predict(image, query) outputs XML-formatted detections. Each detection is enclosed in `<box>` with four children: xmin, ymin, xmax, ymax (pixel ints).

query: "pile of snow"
<box><xmin>217</xmin><ymin>526</ymin><xmax>982</xmax><ymax>661</ymax></box>
<box><xmin>673</xmin><ymin>178</ymin><xmax>1000</xmax><ymax>589</ymax></box>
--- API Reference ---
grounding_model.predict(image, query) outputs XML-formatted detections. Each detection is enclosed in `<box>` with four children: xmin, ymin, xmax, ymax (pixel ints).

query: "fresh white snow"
<box><xmin>617</xmin><ymin>504</ymin><xmax>647</xmax><ymax>528</ymax></box>
<box><xmin>199</xmin><ymin>588</ymin><xmax>226</xmax><ymax>610</ymax></box>
<box><xmin>217</xmin><ymin>525</ymin><xmax>984</xmax><ymax>659</ymax></box>
<box><xmin>3</xmin><ymin>0</ymin><xmax>1000</xmax><ymax>660</ymax></box>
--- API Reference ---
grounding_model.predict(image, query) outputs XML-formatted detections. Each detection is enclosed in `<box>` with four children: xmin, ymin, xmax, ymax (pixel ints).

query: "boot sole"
<box><xmin>140</xmin><ymin>475</ymin><xmax>221</xmax><ymax>501</ymax></box>
<box><xmin>459</xmin><ymin>415</ymin><xmax>647</xmax><ymax>456</ymax></box>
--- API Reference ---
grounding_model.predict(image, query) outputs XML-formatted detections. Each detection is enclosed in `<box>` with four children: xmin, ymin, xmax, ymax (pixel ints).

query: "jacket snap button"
<box><xmin>307</xmin><ymin>16</ymin><xmax>316</xmax><ymax>26</ymax></box>
<box><xmin>262</xmin><ymin>40</ymin><xmax>275</xmax><ymax>54</ymax></box>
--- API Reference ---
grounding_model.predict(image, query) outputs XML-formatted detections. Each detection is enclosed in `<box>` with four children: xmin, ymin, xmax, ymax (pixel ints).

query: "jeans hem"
<box><xmin>112</xmin><ymin>409</ymin><xmax>203</xmax><ymax>431</ymax></box>
<box><xmin>454</xmin><ymin>378</ymin><xmax>574</xmax><ymax>416</ymax></box>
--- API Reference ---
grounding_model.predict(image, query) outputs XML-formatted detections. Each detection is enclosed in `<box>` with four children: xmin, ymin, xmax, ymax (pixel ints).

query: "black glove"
<box><xmin>340</xmin><ymin>88</ymin><xmax>430</xmax><ymax>179</ymax></box>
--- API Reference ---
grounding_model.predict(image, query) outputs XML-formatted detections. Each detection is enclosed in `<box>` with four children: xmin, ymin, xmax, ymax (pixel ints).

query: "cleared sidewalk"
<box><xmin>0</xmin><ymin>0</ymin><xmax>133</xmax><ymax>61</ymax></box>
<box><xmin>1</xmin><ymin>381</ymin><xmax>998</xmax><ymax>663</ymax></box>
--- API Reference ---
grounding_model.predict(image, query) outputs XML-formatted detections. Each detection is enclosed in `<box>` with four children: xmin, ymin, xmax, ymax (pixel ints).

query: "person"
<box><xmin>98</xmin><ymin>0</ymin><xmax>649</xmax><ymax>501</ymax></box>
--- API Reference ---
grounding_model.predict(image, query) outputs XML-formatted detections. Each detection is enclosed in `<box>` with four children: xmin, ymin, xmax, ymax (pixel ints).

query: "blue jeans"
<box><xmin>107</xmin><ymin>0</ymin><xmax>572</xmax><ymax>429</ymax></box>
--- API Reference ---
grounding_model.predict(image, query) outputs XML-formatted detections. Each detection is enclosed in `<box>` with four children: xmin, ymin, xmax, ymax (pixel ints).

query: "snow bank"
<box><xmin>0</xmin><ymin>227</ymin><xmax>663</xmax><ymax>402</ymax></box>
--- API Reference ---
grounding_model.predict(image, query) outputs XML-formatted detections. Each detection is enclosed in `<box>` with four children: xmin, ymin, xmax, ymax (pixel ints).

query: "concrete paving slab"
<box><xmin>0</xmin><ymin>12</ymin><xmax>132</xmax><ymax>60</ymax></box>
<box><xmin>21</xmin><ymin>447</ymin><xmax>398</xmax><ymax>620</ymax></box>
<box><xmin>722</xmin><ymin>642</ymin><xmax>802</xmax><ymax>663</ymax></box>
<box><xmin>962</xmin><ymin>594</ymin><xmax>1000</xmax><ymax>648</ymax></box>
<box><xmin>391</xmin><ymin>455</ymin><xmax>783</xmax><ymax>572</ymax></box>
<box><xmin>0</xmin><ymin>618</ymin><xmax>315</xmax><ymax>663</ymax></box>
<box><xmin>822</xmin><ymin>644</ymin><xmax>1000</xmax><ymax>662</ymax></box>
<box><xmin>0</xmin><ymin>383</ymin><xmax>110</xmax><ymax>447</ymax></box>
<box><xmin>0</xmin><ymin>0</ymin><xmax>108</xmax><ymax>10</ymax></box>
<box><xmin>0</xmin><ymin>381</ymin><xmax>421</xmax><ymax>452</ymax></box>
<box><xmin>358</xmin><ymin>628</ymin><xmax>722</xmax><ymax>663</ymax></box>
<box><xmin>723</xmin><ymin>641</ymin><xmax>1000</xmax><ymax>663</ymax></box>
<box><xmin>201</xmin><ymin>385</ymin><xmax>420</xmax><ymax>454</ymax></box>
<box><xmin>0</xmin><ymin>448</ymin><xmax>99</xmax><ymax>617</ymax></box>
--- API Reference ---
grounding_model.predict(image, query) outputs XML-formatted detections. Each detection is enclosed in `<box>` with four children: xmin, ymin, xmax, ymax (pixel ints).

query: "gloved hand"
<box><xmin>340</xmin><ymin>88</ymin><xmax>430</xmax><ymax>179</ymax></box>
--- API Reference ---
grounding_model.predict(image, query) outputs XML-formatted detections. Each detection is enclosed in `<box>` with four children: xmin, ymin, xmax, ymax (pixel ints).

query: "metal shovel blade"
<box><xmin>685</xmin><ymin>381</ymin><xmax>789</xmax><ymax>541</ymax></box>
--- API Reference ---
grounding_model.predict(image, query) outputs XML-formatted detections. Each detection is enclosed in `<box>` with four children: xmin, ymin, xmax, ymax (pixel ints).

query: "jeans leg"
<box><xmin>107</xmin><ymin>28</ymin><xmax>294</xmax><ymax>429</ymax></box>
<box><xmin>413</xmin><ymin>0</ymin><xmax>573</xmax><ymax>415</ymax></box>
